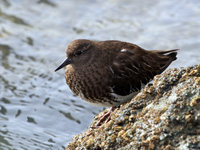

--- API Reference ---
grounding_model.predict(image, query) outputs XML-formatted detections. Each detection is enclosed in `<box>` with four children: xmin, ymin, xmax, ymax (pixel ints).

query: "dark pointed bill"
<box><xmin>55</xmin><ymin>58</ymin><xmax>72</xmax><ymax>72</ymax></box>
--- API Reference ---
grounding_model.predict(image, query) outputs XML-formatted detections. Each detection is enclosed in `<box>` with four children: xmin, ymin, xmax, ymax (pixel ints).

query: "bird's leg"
<box><xmin>91</xmin><ymin>106</ymin><xmax>116</xmax><ymax>129</ymax></box>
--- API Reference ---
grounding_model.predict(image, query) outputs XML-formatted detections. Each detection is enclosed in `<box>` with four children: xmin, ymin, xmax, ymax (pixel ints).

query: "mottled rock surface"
<box><xmin>66</xmin><ymin>65</ymin><xmax>200</xmax><ymax>150</ymax></box>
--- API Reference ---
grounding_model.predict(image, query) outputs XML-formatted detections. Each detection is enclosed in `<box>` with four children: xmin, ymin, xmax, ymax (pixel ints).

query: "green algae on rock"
<box><xmin>66</xmin><ymin>65</ymin><xmax>200</xmax><ymax>150</ymax></box>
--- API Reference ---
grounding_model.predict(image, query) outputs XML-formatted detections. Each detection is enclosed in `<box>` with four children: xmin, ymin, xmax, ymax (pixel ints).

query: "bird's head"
<box><xmin>55</xmin><ymin>39</ymin><xmax>96</xmax><ymax>72</ymax></box>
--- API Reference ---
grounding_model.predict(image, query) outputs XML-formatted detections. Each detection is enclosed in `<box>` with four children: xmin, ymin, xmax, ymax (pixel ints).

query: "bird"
<box><xmin>55</xmin><ymin>39</ymin><xmax>179</xmax><ymax>126</ymax></box>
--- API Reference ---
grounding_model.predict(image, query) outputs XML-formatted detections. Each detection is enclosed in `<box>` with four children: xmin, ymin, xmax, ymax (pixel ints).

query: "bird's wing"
<box><xmin>109</xmin><ymin>48</ymin><xmax>158</xmax><ymax>96</ymax></box>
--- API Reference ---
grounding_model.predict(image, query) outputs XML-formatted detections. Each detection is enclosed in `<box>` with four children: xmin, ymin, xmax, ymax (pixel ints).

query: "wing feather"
<box><xmin>108</xmin><ymin>46</ymin><xmax>178</xmax><ymax>97</ymax></box>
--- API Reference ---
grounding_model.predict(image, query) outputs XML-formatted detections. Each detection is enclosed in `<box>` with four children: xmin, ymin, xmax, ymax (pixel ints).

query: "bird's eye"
<box><xmin>74</xmin><ymin>50</ymin><xmax>83</xmax><ymax>56</ymax></box>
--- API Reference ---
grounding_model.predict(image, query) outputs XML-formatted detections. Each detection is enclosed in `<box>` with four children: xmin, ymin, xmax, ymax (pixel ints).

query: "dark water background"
<box><xmin>0</xmin><ymin>0</ymin><xmax>200</xmax><ymax>149</ymax></box>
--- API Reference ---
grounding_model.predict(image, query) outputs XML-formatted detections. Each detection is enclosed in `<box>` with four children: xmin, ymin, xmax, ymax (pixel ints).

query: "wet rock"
<box><xmin>66</xmin><ymin>65</ymin><xmax>200</xmax><ymax>150</ymax></box>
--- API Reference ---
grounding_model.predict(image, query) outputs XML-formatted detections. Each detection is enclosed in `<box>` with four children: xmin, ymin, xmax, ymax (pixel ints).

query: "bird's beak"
<box><xmin>55</xmin><ymin>58</ymin><xmax>72</xmax><ymax>72</ymax></box>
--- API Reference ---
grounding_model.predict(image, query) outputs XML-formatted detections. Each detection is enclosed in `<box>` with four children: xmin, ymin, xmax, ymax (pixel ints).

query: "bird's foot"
<box><xmin>90</xmin><ymin>106</ymin><xmax>116</xmax><ymax>129</ymax></box>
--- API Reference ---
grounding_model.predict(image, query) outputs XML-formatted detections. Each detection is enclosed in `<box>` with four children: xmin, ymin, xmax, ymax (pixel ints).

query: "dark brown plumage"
<box><xmin>55</xmin><ymin>39</ymin><xmax>179</xmax><ymax>107</ymax></box>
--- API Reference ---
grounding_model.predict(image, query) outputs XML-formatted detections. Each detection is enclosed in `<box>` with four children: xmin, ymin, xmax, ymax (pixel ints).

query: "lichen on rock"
<box><xmin>66</xmin><ymin>65</ymin><xmax>200</xmax><ymax>150</ymax></box>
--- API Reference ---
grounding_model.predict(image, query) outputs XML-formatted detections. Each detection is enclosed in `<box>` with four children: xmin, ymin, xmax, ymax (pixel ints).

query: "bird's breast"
<box><xmin>65</xmin><ymin>65</ymin><xmax>113</xmax><ymax>104</ymax></box>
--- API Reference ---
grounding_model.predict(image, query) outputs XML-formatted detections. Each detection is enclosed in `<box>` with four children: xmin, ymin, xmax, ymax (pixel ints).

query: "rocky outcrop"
<box><xmin>66</xmin><ymin>65</ymin><xmax>200</xmax><ymax>150</ymax></box>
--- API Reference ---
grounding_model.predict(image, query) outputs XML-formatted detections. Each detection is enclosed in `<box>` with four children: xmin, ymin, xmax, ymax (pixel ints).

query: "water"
<box><xmin>0</xmin><ymin>0</ymin><xmax>200</xmax><ymax>149</ymax></box>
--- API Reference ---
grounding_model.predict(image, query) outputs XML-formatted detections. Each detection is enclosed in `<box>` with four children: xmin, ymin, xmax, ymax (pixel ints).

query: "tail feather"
<box><xmin>167</xmin><ymin>51</ymin><xmax>178</xmax><ymax>61</ymax></box>
<box><xmin>153</xmin><ymin>49</ymin><xmax>179</xmax><ymax>54</ymax></box>
<box><xmin>153</xmin><ymin>49</ymin><xmax>179</xmax><ymax>73</ymax></box>
<box><xmin>154</xmin><ymin>49</ymin><xmax>179</xmax><ymax>59</ymax></box>
<box><xmin>152</xmin><ymin>49</ymin><xmax>179</xmax><ymax>61</ymax></box>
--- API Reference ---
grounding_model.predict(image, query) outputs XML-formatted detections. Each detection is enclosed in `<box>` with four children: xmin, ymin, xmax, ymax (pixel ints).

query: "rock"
<box><xmin>66</xmin><ymin>65</ymin><xmax>200</xmax><ymax>150</ymax></box>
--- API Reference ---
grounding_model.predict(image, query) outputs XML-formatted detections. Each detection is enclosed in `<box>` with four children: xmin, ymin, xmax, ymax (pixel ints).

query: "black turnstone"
<box><xmin>55</xmin><ymin>39</ymin><xmax>179</xmax><ymax>125</ymax></box>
